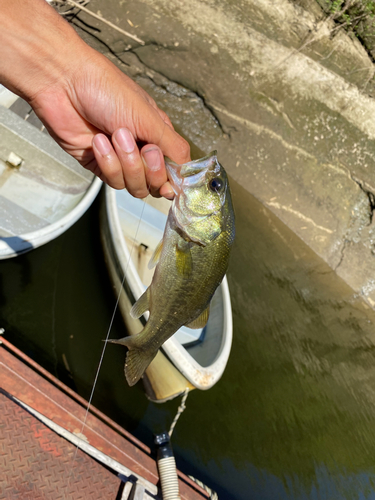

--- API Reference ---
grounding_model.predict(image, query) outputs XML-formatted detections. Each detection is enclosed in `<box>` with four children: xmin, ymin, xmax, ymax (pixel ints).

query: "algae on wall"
<box><xmin>295</xmin><ymin>0</ymin><xmax>375</xmax><ymax>62</ymax></box>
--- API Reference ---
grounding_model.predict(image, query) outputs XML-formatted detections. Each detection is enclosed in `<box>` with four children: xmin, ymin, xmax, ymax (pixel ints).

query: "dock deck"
<box><xmin>0</xmin><ymin>337</ymin><xmax>209</xmax><ymax>500</ymax></box>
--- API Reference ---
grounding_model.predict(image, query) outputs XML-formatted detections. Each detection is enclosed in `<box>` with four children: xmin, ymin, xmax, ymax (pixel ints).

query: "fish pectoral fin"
<box><xmin>148</xmin><ymin>239</ymin><xmax>163</xmax><ymax>269</ymax></box>
<box><xmin>130</xmin><ymin>288</ymin><xmax>150</xmax><ymax>319</ymax></box>
<box><xmin>185</xmin><ymin>306</ymin><xmax>210</xmax><ymax>329</ymax></box>
<box><xmin>107</xmin><ymin>334</ymin><xmax>138</xmax><ymax>347</ymax></box>
<box><xmin>107</xmin><ymin>337</ymin><xmax>127</xmax><ymax>345</ymax></box>
<box><xmin>175</xmin><ymin>241</ymin><xmax>193</xmax><ymax>277</ymax></box>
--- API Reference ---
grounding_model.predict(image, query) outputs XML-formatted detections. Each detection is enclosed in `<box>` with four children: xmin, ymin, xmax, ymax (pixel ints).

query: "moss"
<box><xmin>316</xmin><ymin>1</ymin><xmax>375</xmax><ymax>59</ymax></box>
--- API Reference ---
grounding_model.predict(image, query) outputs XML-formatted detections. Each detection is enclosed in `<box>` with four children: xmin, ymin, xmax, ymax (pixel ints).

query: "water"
<box><xmin>3</xmin><ymin>180</ymin><xmax>375</xmax><ymax>499</ymax></box>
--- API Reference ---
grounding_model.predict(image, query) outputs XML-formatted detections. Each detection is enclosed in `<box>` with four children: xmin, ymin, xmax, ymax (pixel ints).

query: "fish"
<box><xmin>109</xmin><ymin>151</ymin><xmax>235</xmax><ymax>386</ymax></box>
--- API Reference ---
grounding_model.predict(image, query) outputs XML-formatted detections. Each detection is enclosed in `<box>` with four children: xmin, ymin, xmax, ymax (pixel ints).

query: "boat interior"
<box><xmin>0</xmin><ymin>100</ymin><xmax>93</xmax><ymax>238</ymax></box>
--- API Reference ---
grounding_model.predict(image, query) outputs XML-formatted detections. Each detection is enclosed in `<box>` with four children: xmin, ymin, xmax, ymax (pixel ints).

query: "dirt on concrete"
<box><xmin>62</xmin><ymin>0</ymin><xmax>375</xmax><ymax>308</ymax></box>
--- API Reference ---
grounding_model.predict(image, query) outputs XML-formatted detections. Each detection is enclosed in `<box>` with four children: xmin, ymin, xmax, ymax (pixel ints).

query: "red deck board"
<box><xmin>0</xmin><ymin>346</ymin><xmax>157</xmax><ymax>484</ymax></box>
<box><xmin>0</xmin><ymin>391</ymin><xmax>121</xmax><ymax>499</ymax></box>
<box><xmin>0</xmin><ymin>340</ymin><xmax>209</xmax><ymax>500</ymax></box>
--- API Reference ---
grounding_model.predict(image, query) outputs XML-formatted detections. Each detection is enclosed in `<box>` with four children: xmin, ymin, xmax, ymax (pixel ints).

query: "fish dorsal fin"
<box><xmin>185</xmin><ymin>306</ymin><xmax>210</xmax><ymax>329</ymax></box>
<box><xmin>130</xmin><ymin>288</ymin><xmax>150</xmax><ymax>319</ymax></box>
<box><xmin>148</xmin><ymin>239</ymin><xmax>163</xmax><ymax>269</ymax></box>
<box><xmin>175</xmin><ymin>240</ymin><xmax>193</xmax><ymax>277</ymax></box>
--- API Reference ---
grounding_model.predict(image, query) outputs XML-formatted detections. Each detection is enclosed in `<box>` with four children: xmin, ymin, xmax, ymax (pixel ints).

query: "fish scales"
<box><xmin>145</xmin><ymin>218</ymin><xmax>231</xmax><ymax>341</ymax></box>
<box><xmin>109</xmin><ymin>151</ymin><xmax>235</xmax><ymax>386</ymax></box>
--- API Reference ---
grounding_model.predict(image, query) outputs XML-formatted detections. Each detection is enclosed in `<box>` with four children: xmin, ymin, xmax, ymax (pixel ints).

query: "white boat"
<box><xmin>0</xmin><ymin>87</ymin><xmax>102</xmax><ymax>259</ymax></box>
<box><xmin>100</xmin><ymin>185</ymin><xmax>233</xmax><ymax>402</ymax></box>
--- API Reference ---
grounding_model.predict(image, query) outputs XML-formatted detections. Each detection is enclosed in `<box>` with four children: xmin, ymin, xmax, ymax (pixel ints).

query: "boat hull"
<box><xmin>0</xmin><ymin>101</ymin><xmax>102</xmax><ymax>259</ymax></box>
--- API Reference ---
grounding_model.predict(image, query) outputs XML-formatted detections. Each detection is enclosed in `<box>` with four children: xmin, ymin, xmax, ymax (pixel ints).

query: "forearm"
<box><xmin>0</xmin><ymin>0</ymin><xmax>190</xmax><ymax>195</ymax></box>
<box><xmin>0</xmin><ymin>0</ymin><xmax>88</xmax><ymax>101</ymax></box>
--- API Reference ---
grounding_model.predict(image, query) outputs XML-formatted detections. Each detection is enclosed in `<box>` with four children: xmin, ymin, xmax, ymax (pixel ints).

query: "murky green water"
<box><xmin>3</xmin><ymin>179</ymin><xmax>375</xmax><ymax>499</ymax></box>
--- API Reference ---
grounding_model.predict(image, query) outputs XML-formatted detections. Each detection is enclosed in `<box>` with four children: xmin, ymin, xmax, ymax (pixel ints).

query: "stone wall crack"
<box><xmin>131</xmin><ymin>48</ymin><xmax>226</xmax><ymax>135</ymax></box>
<box><xmin>351</xmin><ymin>176</ymin><xmax>375</xmax><ymax>226</ymax></box>
<box><xmin>334</xmin><ymin>238</ymin><xmax>349</xmax><ymax>271</ymax></box>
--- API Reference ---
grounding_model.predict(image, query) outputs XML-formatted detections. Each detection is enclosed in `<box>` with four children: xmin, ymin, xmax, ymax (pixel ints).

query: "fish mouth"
<box><xmin>165</xmin><ymin>151</ymin><xmax>218</xmax><ymax>194</ymax></box>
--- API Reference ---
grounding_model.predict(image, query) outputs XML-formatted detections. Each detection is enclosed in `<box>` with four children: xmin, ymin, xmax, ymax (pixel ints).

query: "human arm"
<box><xmin>0</xmin><ymin>0</ymin><xmax>190</xmax><ymax>198</ymax></box>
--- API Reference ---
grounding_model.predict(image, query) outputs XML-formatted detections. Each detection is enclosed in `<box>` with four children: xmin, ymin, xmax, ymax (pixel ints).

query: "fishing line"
<box><xmin>68</xmin><ymin>121</ymin><xmax>168</xmax><ymax>477</ymax></box>
<box><xmin>67</xmin><ymin>192</ymin><xmax>149</xmax><ymax>480</ymax></box>
<box><xmin>81</xmin><ymin>119</ymin><xmax>168</xmax><ymax>420</ymax></box>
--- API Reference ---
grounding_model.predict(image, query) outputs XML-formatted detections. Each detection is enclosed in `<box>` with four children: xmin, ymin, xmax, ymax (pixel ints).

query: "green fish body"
<box><xmin>111</xmin><ymin>151</ymin><xmax>235</xmax><ymax>386</ymax></box>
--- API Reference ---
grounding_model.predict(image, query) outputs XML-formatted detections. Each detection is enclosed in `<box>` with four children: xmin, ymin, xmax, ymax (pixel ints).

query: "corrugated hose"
<box><xmin>155</xmin><ymin>389</ymin><xmax>219</xmax><ymax>500</ymax></box>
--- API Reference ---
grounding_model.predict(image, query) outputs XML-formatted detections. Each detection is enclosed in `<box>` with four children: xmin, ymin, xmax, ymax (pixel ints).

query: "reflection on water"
<box><xmin>2</xmin><ymin>181</ymin><xmax>375</xmax><ymax>499</ymax></box>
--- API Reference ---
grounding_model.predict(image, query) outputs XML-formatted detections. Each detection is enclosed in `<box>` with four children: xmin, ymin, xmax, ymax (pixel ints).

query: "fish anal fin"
<box><xmin>175</xmin><ymin>241</ymin><xmax>193</xmax><ymax>278</ymax></box>
<box><xmin>148</xmin><ymin>239</ymin><xmax>163</xmax><ymax>269</ymax></box>
<box><xmin>130</xmin><ymin>288</ymin><xmax>150</xmax><ymax>319</ymax></box>
<box><xmin>185</xmin><ymin>306</ymin><xmax>210</xmax><ymax>329</ymax></box>
<box><xmin>125</xmin><ymin>347</ymin><xmax>158</xmax><ymax>386</ymax></box>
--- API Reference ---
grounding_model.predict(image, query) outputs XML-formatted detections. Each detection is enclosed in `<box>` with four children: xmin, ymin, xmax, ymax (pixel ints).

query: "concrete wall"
<box><xmin>68</xmin><ymin>0</ymin><xmax>375</xmax><ymax>307</ymax></box>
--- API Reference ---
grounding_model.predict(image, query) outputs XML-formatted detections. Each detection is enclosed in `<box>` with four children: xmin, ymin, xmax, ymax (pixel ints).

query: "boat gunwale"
<box><xmin>0</xmin><ymin>176</ymin><xmax>102</xmax><ymax>259</ymax></box>
<box><xmin>0</xmin><ymin>101</ymin><xmax>103</xmax><ymax>259</ymax></box>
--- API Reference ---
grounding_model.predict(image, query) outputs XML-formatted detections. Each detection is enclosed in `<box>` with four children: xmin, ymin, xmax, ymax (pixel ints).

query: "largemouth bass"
<box><xmin>110</xmin><ymin>151</ymin><xmax>235</xmax><ymax>386</ymax></box>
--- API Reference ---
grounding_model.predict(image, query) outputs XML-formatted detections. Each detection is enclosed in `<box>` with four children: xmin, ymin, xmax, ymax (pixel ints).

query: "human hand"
<box><xmin>0</xmin><ymin>0</ymin><xmax>190</xmax><ymax>199</ymax></box>
<box><xmin>31</xmin><ymin>52</ymin><xmax>190</xmax><ymax>199</ymax></box>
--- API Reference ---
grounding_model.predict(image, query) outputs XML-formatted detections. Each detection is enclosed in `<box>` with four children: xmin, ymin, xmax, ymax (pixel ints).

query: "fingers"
<box><xmin>156</xmin><ymin>108</ymin><xmax>174</xmax><ymax>130</ymax></box>
<box><xmin>89</xmin><ymin>75</ymin><xmax>191</xmax><ymax>198</ymax></box>
<box><xmin>159</xmin><ymin>182</ymin><xmax>175</xmax><ymax>200</ymax></box>
<box><xmin>112</xmin><ymin>128</ymin><xmax>148</xmax><ymax>198</ymax></box>
<box><xmin>161</xmin><ymin>128</ymin><xmax>191</xmax><ymax>165</ymax></box>
<box><xmin>92</xmin><ymin>129</ymin><xmax>171</xmax><ymax>198</ymax></box>
<box><xmin>141</xmin><ymin>145</ymin><xmax>169</xmax><ymax>198</ymax></box>
<box><xmin>92</xmin><ymin>134</ymin><xmax>125</xmax><ymax>189</ymax></box>
<box><xmin>136</xmin><ymin>104</ymin><xmax>191</xmax><ymax>166</ymax></box>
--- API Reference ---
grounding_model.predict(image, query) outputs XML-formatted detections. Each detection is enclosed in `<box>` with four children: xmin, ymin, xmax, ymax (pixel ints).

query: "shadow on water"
<box><xmin>3</xmin><ymin>182</ymin><xmax>375</xmax><ymax>499</ymax></box>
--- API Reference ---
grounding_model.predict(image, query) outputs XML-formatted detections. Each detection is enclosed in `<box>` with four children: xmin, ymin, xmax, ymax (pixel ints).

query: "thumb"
<box><xmin>135</xmin><ymin>104</ymin><xmax>191</xmax><ymax>165</ymax></box>
<box><xmin>159</xmin><ymin>122</ymin><xmax>192</xmax><ymax>165</ymax></box>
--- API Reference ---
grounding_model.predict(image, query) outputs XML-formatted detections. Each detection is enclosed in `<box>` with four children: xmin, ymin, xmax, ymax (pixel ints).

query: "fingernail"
<box><xmin>94</xmin><ymin>134</ymin><xmax>111</xmax><ymax>156</ymax></box>
<box><xmin>163</xmin><ymin>187</ymin><xmax>175</xmax><ymax>200</ymax></box>
<box><xmin>142</xmin><ymin>147</ymin><xmax>161</xmax><ymax>171</ymax></box>
<box><xmin>115</xmin><ymin>128</ymin><xmax>135</xmax><ymax>153</ymax></box>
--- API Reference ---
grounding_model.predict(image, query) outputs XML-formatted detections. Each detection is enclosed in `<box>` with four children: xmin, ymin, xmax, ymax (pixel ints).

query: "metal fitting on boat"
<box><xmin>7</xmin><ymin>151</ymin><xmax>23</xmax><ymax>168</ymax></box>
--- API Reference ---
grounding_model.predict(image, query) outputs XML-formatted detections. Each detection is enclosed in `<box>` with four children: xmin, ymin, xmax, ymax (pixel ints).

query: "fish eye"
<box><xmin>209</xmin><ymin>177</ymin><xmax>224</xmax><ymax>192</ymax></box>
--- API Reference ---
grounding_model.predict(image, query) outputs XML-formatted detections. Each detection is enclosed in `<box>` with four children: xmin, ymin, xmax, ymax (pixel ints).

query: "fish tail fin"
<box><xmin>108</xmin><ymin>334</ymin><xmax>157</xmax><ymax>386</ymax></box>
